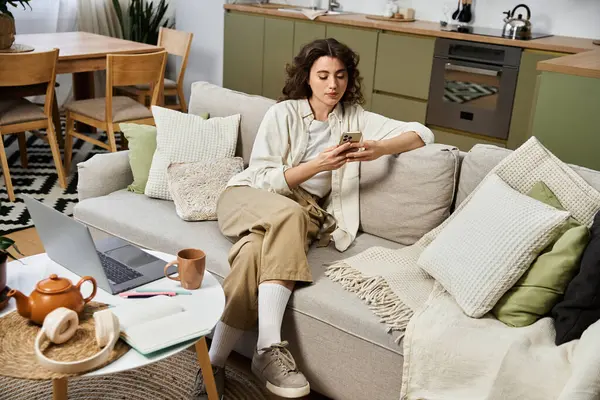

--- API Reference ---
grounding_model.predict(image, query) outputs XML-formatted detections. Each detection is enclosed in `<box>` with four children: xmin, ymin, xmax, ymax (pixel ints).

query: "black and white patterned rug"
<box><xmin>444</xmin><ymin>80</ymin><xmax>499</xmax><ymax>103</ymax></box>
<box><xmin>0</xmin><ymin>130</ymin><xmax>108</xmax><ymax>235</ymax></box>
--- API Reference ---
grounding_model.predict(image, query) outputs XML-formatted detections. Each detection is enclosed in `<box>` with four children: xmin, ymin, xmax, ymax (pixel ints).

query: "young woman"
<box><xmin>195</xmin><ymin>38</ymin><xmax>434</xmax><ymax>399</ymax></box>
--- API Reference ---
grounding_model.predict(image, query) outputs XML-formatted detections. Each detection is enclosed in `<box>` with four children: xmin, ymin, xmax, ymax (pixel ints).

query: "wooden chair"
<box><xmin>0</xmin><ymin>49</ymin><xmax>67</xmax><ymax>202</ymax></box>
<box><xmin>63</xmin><ymin>51</ymin><xmax>168</xmax><ymax>173</ymax></box>
<box><xmin>119</xmin><ymin>27</ymin><xmax>193</xmax><ymax>113</ymax></box>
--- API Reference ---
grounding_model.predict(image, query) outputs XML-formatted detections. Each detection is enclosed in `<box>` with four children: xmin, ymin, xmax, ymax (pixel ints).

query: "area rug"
<box><xmin>0</xmin><ymin>348</ymin><xmax>269</xmax><ymax>399</ymax></box>
<box><xmin>444</xmin><ymin>80</ymin><xmax>499</xmax><ymax>103</ymax></box>
<box><xmin>0</xmin><ymin>130</ymin><xmax>108</xmax><ymax>235</ymax></box>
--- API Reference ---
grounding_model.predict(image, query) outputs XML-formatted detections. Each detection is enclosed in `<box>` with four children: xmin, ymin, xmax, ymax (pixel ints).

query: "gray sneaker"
<box><xmin>192</xmin><ymin>365</ymin><xmax>225</xmax><ymax>400</ymax></box>
<box><xmin>251</xmin><ymin>341</ymin><xmax>310</xmax><ymax>398</ymax></box>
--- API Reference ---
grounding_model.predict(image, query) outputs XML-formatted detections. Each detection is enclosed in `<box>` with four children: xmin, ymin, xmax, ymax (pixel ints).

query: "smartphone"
<box><xmin>339</xmin><ymin>131</ymin><xmax>363</xmax><ymax>145</ymax></box>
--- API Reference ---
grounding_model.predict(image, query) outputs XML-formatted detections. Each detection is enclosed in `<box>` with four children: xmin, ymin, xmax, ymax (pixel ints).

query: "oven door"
<box><xmin>426</xmin><ymin>57</ymin><xmax>518</xmax><ymax>140</ymax></box>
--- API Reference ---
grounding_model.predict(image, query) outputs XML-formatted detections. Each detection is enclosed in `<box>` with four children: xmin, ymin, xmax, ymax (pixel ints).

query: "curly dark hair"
<box><xmin>280</xmin><ymin>38</ymin><xmax>364</xmax><ymax>106</ymax></box>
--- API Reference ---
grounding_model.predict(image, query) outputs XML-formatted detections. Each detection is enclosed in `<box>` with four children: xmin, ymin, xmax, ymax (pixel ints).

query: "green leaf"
<box><xmin>0</xmin><ymin>236</ymin><xmax>22</xmax><ymax>262</ymax></box>
<box><xmin>0</xmin><ymin>237</ymin><xmax>15</xmax><ymax>251</ymax></box>
<box><xmin>117</xmin><ymin>0</ymin><xmax>171</xmax><ymax>45</ymax></box>
<box><xmin>111</xmin><ymin>0</ymin><xmax>125</xmax><ymax>38</ymax></box>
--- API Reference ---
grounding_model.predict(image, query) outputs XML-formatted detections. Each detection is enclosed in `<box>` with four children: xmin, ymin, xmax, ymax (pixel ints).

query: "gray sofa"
<box><xmin>74</xmin><ymin>82</ymin><xmax>600</xmax><ymax>400</ymax></box>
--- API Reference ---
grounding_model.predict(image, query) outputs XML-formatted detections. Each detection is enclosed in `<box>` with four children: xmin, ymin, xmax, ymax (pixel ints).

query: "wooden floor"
<box><xmin>5</xmin><ymin>227</ymin><xmax>329</xmax><ymax>400</ymax></box>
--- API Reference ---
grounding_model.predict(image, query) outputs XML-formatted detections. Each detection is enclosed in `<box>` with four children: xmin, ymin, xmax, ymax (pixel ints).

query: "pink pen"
<box><xmin>119</xmin><ymin>291</ymin><xmax>177</xmax><ymax>298</ymax></box>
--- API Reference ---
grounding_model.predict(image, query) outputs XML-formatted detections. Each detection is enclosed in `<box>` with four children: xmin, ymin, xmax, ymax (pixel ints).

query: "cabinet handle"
<box><xmin>445</xmin><ymin>63</ymin><xmax>499</xmax><ymax>76</ymax></box>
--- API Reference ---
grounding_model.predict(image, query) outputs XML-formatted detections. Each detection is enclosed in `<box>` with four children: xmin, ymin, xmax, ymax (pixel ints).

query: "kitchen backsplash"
<box><xmin>284</xmin><ymin>0</ymin><xmax>600</xmax><ymax>39</ymax></box>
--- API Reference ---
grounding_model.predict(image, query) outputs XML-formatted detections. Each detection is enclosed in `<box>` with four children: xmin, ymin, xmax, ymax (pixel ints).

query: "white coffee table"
<box><xmin>1</xmin><ymin>251</ymin><xmax>225</xmax><ymax>400</ymax></box>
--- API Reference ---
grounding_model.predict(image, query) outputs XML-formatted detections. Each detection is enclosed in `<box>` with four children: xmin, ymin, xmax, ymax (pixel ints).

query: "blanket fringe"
<box><xmin>325</xmin><ymin>262</ymin><xmax>413</xmax><ymax>344</ymax></box>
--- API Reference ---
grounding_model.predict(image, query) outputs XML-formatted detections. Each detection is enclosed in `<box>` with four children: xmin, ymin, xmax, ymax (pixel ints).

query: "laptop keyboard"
<box><xmin>96</xmin><ymin>251</ymin><xmax>143</xmax><ymax>284</ymax></box>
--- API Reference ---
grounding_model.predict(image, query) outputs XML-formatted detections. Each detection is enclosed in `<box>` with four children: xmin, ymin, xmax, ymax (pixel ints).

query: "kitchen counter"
<box><xmin>537</xmin><ymin>50</ymin><xmax>600</xmax><ymax>79</ymax></box>
<box><xmin>224</xmin><ymin>3</ymin><xmax>599</xmax><ymax>54</ymax></box>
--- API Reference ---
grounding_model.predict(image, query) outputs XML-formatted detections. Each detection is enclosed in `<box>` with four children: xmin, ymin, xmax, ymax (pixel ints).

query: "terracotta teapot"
<box><xmin>7</xmin><ymin>274</ymin><xmax>97</xmax><ymax>325</ymax></box>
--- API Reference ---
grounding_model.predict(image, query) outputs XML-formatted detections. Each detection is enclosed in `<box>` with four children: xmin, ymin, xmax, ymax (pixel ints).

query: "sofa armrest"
<box><xmin>77</xmin><ymin>151</ymin><xmax>133</xmax><ymax>201</ymax></box>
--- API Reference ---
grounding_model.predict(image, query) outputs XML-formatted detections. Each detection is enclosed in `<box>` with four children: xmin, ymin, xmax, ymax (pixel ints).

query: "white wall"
<box><xmin>175</xmin><ymin>0</ymin><xmax>226</xmax><ymax>103</ymax></box>
<box><xmin>176</xmin><ymin>0</ymin><xmax>600</xmax><ymax>95</ymax></box>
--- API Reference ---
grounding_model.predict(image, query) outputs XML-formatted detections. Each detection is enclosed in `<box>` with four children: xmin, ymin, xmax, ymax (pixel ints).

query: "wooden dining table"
<box><xmin>7</xmin><ymin>32</ymin><xmax>162</xmax><ymax>136</ymax></box>
<box><xmin>15</xmin><ymin>31</ymin><xmax>161</xmax><ymax>100</ymax></box>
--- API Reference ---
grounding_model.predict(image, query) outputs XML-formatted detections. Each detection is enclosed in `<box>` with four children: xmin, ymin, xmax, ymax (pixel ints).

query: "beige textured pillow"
<box><xmin>167</xmin><ymin>157</ymin><xmax>244</xmax><ymax>221</ymax></box>
<box><xmin>145</xmin><ymin>106</ymin><xmax>240</xmax><ymax>200</ymax></box>
<box><xmin>359</xmin><ymin>143</ymin><xmax>459</xmax><ymax>245</ymax></box>
<box><xmin>417</xmin><ymin>173</ymin><xmax>571</xmax><ymax>318</ymax></box>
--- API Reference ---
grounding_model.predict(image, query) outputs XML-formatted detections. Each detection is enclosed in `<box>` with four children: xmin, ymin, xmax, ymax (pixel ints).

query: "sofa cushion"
<box><xmin>418</xmin><ymin>174</ymin><xmax>570</xmax><ymax>318</ymax></box>
<box><xmin>457</xmin><ymin>144</ymin><xmax>600</xmax><ymax>207</ymax></box>
<box><xmin>167</xmin><ymin>157</ymin><xmax>244</xmax><ymax>221</ymax></box>
<box><xmin>359</xmin><ymin>143</ymin><xmax>459</xmax><ymax>245</ymax></box>
<box><xmin>74</xmin><ymin>190</ymin><xmax>234</xmax><ymax>279</ymax></box>
<box><xmin>492</xmin><ymin>181</ymin><xmax>590</xmax><ymax>327</ymax></box>
<box><xmin>120</xmin><ymin>123</ymin><xmax>158</xmax><ymax>194</ymax></box>
<box><xmin>74</xmin><ymin>190</ymin><xmax>406</xmax><ymax>352</ymax></box>
<box><xmin>188</xmin><ymin>81</ymin><xmax>276</xmax><ymax>165</ymax></box>
<box><xmin>552</xmin><ymin>210</ymin><xmax>600</xmax><ymax>345</ymax></box>
<box><xmin>145</xmin><ymin>106</ymin><xmax>240</xmax><ymax>200</ymax></box>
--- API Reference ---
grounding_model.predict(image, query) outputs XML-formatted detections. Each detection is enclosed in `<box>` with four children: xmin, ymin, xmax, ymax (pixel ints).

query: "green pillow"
<box><xmin>121</xmin><ymin>123</ymin><xmax>158</xmax><ymax>194</ymax></box>
<box><xmin>492</xmin><ymin>181</ymin><xmax>590</xmax><ymax>327</ymax></box>
<box><xmin>120</xmin><ymin>113</ymin><xmax>209</xmax><ymax>194</ymax></box>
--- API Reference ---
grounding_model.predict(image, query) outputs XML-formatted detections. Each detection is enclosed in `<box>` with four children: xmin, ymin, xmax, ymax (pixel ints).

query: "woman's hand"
<box><xmin>310</xmin><ymin>142</ymin><xmax>352</xmax><ymax>172</ymax></box>
<box><xmin>284</xmin><ymin>142</ymin><xmax>351</xmax><ymax>189</ymax></box>
<box><xmin>345</xmin><ymin>140</ymin><xmax>385</xmax><ymax>162</ymax></box>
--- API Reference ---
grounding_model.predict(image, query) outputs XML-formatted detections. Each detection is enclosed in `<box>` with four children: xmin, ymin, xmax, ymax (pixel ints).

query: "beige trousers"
<box><xmin>216</xmin><ymin>186</ymin><xmax>327</xmax><ymax>330</ymax></box>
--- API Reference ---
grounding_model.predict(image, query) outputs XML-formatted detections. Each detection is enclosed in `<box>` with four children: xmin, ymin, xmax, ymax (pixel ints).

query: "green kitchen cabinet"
<box><xmin>431</xmin><ymin>127</ymin><xmax>506</xmax><ymax>152</ymax></box>
<box><xmin>262</xmin><ymin>17</ymin><xmax>295</xmax><ymax>100</ymax></box>
<box><xmin>507</xmin><ymin>50</ymin><xmax>564</xmax><ymax>150</ymax></box>
<box><xmin>371</xmin><ymin>92</ymin><xmax>427</xmax><ymax>124</ymax></box>
<box><xmin>326</xmin><ymin>25</ymin><xmax>378</xmax><ymax>110</ymax></box>
<box><xmin>374</xmin><ymin>32</ymin><xmax>435</xmax><ymax>100</ymax></box>
<box><xmin>223</xmin><ymin>12</ymin><xmax>265</xmax><ymax>96</ymax></box>
<box><xmin>530</xmin><ymin>71</ymin><xmax>600</xmax><ymax>171</ymax></box>
<box><xmin>293</xmin><ymin>21</ymin><xmax>326</xmax><ymax>56</ymax></box>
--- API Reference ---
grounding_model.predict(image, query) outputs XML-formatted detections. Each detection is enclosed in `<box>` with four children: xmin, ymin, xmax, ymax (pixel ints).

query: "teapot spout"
<box><xmin>7</xmin><ymin>289</ymin><xmax>31</xmax><ymax>319</ymax></box>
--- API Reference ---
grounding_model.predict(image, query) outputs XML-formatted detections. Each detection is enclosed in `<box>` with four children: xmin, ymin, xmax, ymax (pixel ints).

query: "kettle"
<box><xmin>7</xmin><ymin>274</ymin><xmax>97</xmax><ymax>325</ymax></box>
<box><xmin>502</xmin><ymin>4</ymin><xmax>532</xmax><ymax>40</ymax></box>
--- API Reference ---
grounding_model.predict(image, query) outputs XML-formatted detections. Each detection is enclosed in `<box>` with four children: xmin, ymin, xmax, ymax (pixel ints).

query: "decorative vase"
<box><xmin>0</xmin><ymin>254</ymin><xmax>7</xmax><ymax>312</ymax></box>
<box><xmin>0</xmin><ymin>14</ymin><xmax>16</xmax><ymax>50</ymax></box>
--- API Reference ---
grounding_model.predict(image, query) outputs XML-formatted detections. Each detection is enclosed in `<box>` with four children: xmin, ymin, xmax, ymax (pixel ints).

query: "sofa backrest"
<box><xmin>188</xmin><ymin>81</ymin><xmax>275</xmax><ymax>165</ymax></box>
<box><xmin>457</xmin><ymin>144</ymin><xmax>600</xmax><ymax>207</ymax></box>
<box><xmin>188</xmin><ymin>81</ymin><xmax>600</xmax><ymax>243</ymax></box>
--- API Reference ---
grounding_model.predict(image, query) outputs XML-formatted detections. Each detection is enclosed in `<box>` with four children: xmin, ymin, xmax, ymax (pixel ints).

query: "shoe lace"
<box><xmin>262</xmin><ymin>341</ymin><xmax>297</xmax><ymax>375</ymax></box>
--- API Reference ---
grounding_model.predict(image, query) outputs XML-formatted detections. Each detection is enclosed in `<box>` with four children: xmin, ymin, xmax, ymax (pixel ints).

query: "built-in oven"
<box><xmin>426</xmin><ymin>38</ymin><xmax>522</xmax><ymax>140</ymax></box>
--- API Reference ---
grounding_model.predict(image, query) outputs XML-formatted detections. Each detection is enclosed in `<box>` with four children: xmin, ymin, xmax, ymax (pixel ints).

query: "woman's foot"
<box><xmin>251</xmin><ymin>341</ymin><xmax>310</xmax><ymax>398</ymax></box>
<box><xmin>192</xmin><ymin>365</ymin><xmax>225</xmax><ymax>400</ymax></box>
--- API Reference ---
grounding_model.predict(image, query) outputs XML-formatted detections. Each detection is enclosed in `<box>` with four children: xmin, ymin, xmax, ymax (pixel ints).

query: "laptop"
<box><xmin>23</xmin><ymin>195</ymin><xmax>167</xmax><ymax>294</ymax></box>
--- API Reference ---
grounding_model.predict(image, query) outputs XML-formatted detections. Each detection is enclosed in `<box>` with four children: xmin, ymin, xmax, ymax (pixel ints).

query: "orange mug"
<box><xmin>164</xmin><ymin>249</ymin><xmax>206</xmax><ymax>290</ymax></box>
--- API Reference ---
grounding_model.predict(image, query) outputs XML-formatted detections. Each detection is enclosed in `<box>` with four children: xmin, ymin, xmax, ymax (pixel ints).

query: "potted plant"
<box><xmin>112</xmin><ymin>0</ymin><xmax>173</xmax><ymax>45</ymax></box>
<box><xmin>0</xmin><ymin>236</ymin><xmax>22</xmax><ymax>311</ymax></box>
<box><xmin>0</xmin><ymin>0</ymin><xmax>31</xmax><ymax>50</ymax></box>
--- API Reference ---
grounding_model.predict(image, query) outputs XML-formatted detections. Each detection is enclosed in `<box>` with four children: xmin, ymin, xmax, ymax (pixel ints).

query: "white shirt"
<box><xmin>227</xmin><ymin>99</ymin><xmax>435</xmax><ymax>251</ymax></box>
<box><xmin>299</xmin><ymin>119</ymin><xmax>333</xmax><ymax>198</ymax></box>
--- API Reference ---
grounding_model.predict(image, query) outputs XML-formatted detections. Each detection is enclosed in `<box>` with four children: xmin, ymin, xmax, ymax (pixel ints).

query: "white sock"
<box><xmin>256</xmin><ymin>283</ymin><xmax>292</xmax><ymax>354</ymax></box>
<box><xmin>208</xmin><ymin>321</ymin><xmax>244</xmax><ymax>368</ymax></box>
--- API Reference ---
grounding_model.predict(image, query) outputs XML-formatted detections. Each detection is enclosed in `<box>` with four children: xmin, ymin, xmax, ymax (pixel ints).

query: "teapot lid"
<box><xmin>36</xmin><ymin>274</ymin><xmax>72</xmax><ymax>293</ymax></box>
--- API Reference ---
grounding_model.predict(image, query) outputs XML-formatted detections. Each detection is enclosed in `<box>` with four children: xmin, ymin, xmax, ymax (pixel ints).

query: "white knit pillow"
<box><xmin>167</xmin><ymin>157</ymin><xmax>244</xmax><ymax>221</ymax></box>
<box><xmin>417</xmin><ymin>173</ymin><xmax>571</xmax><ymax>318</ymax></box>
<box><xmin>145</xmin><ymin>106</ymin><xmax>240</xmax><ymax>200</ymax></box>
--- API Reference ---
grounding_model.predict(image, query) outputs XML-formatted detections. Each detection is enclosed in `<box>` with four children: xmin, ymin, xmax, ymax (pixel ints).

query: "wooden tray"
<box><xmin>366</xmin><ymin>15</ymin><xmax>415</xmax><ymax>23</ymax></box>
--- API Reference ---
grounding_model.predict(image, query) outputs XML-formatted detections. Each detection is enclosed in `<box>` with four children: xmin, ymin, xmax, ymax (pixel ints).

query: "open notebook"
<box><xmin>109</xmin><ymin>296</ymin><xmax>213</xmax><ymax>355</ymax></box>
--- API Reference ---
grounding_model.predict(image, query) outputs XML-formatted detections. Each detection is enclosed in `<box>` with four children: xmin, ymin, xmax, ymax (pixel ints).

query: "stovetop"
<box><xmin>446</xmin><ymin>25</ymin><xmax>553</xmax><ymax>40</ymax></box>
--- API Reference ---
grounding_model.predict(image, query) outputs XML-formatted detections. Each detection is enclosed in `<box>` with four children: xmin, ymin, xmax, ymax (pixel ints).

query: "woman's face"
<box><xmin>308</xmin><ymin>56</ymin><xmax>348</xmax><ymax>108</ymax></box>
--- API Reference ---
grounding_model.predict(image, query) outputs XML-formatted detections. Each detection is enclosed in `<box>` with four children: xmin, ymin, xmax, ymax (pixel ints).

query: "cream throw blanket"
<box><xmin>325</xmin><ymin>137</ymin><xmax>600</xmax><ymax>399</ymax></box>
